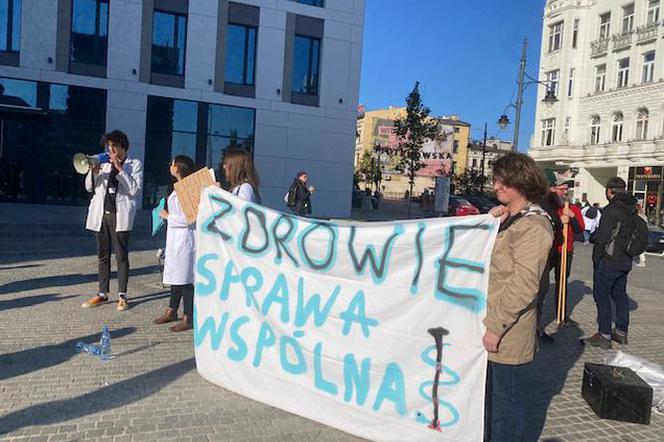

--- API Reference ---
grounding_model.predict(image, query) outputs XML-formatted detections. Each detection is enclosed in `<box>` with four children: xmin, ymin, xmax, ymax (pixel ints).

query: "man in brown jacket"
<box><xmin>482</xmin><ymin>153</ymin><xmax>554</xmax><ymax>441</ymax></box>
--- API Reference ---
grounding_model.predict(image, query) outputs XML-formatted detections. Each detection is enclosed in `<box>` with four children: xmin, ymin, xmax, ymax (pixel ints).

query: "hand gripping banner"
<box><xmin>194</xmin><ymin>187</ymin><xmax>499</xmax><ymax>441</ymax></box>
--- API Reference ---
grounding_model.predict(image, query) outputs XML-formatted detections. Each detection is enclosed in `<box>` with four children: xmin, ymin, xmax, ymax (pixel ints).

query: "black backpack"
<box><xmin>622</xmin><ymin>213</ymin><xmax>649</xmax><ymax>257</ymax></box>
<box><xmin>286</xmin><ymin>183</ymin><xmax>298</xmax><ymax>208</ymax></box>
<box><xmin>586</xmin><ymin>206</ymin><xmax>598</xmax><ymax>219</ymax></box>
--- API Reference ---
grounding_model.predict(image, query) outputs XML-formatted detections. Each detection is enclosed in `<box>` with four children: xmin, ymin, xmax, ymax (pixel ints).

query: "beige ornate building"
<box><xmin>355</xmin><ymin>107</ymin><xmax>471</xmax><ymax>197</ymax></box>
<box><xmin>530</xmin><ymin>0</ymin><xmax>664</xmax><ymax>223</ymax></box>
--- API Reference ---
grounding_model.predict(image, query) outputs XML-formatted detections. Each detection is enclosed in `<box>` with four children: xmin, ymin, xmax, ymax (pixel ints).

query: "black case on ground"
<box><xmin>582</xmin><ymin>362</ymin><xmax>652</xmax><ymax>425</ymax></box>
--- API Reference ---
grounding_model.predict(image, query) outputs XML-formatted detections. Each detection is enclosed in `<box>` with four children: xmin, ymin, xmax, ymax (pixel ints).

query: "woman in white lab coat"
<box><xmin>152</xmin><ymin>155</ymin><xmax>197</xmax><ymax>332</ymax></box>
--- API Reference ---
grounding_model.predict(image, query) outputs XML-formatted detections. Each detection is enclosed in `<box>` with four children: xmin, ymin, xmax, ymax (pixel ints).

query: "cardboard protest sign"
<box><xmin>194</xmin><ymin>186</ymin><xmax>498</xmax><ymax>441</ymax></box>
<box><xmin>173</xmin><ymin>168</ymin><xmax>215</xmax><ymax>224</ymax></box>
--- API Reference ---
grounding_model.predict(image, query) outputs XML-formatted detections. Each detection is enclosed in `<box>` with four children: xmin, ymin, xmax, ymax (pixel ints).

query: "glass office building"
<box><xmin>0</xmin><ymin>77</ymin><xmax>106</xmax><ymax>205</ymax></box>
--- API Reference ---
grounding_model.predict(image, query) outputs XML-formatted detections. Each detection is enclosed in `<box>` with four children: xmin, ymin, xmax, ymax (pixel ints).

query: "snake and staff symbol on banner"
<box><xmin>426</xmin><ymin>326</ymin><xmax>450</xmax><ymax>432</ymax></box>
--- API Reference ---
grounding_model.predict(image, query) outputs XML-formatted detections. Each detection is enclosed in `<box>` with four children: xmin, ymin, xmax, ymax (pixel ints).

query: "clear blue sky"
<box><xmin>359</xmin><ymin>0</ymin><xmax>546</xmax><ymax>151</ymax></box>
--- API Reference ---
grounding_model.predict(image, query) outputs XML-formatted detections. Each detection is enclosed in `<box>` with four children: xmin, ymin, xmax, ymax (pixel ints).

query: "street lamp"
<box><xmin>498</xmin><ymin>39</ymin><xmax>560</xmax><ymax>150</ymax></box>
<box><xmin>497</xmin><ymin>114</ymin><xmax>510</xmax><ymax>130</ymax></box>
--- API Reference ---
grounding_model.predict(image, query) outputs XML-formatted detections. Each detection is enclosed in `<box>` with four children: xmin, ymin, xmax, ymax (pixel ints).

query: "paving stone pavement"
<box><xmin>1</xmin><ymin>227</ymin><xmax>664</xmax><ymax>441</ymax></box>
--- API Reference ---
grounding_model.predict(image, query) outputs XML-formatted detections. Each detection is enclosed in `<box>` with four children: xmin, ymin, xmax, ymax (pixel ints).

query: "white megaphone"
<box><xmin>73</xmin><ymin>152</ymin><xmax>110</xmax><ymax>175</ymax></box>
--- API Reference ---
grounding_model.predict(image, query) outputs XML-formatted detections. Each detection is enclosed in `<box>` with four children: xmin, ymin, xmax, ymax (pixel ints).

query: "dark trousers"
<box><xmin>169</xmin><ymin>284</ymin><xmax>194</xmax><ymax>320</ymax></box>
<box><xmin>96</xmin><ymin>212</ymin><xmax>130</xmax><ymax>294</ymax></box>
<box><xmin>484</xmin><ymin>361</ymin><xmax>532</xmax><ymax>442</ymax></box>
<box><xmin>536</xmin><ymin>251</ymin><xmax>573</xmax><ymax>327</ymax></box>
<box><xmin>593</xmin><ymin>261</ymin><xmax>630</xmax><ymax>335</ymax></box>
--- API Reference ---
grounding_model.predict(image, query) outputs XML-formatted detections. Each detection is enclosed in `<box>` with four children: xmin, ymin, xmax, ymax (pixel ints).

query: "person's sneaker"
<box><xmin>581</xmin><ymin>333</ymin><xmax>612</xmax><ymax>349</ymax></box>
<box><xmin>611</xmin><ymin>329</ymin><xmax>628</xmax><ymax>344</ymax></box>
<box><xmin>82</xmin><ymin>295</ymin><xmax>108</xmax><ymax>308</ymax></box>
<box><xmin>117</xmin><ymin>297</ymin><xmax>129</xmax><ymax>311</ymax></box>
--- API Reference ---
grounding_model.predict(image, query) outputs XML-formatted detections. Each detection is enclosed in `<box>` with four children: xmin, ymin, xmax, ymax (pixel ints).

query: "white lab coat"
<box><xmin>231</xmin><ymin>183</ymin><xmax>258</xmax><ymax>203</ymax></box>
<box><xmin>163</xmin><ymin>191</ymin><xmax>196</xmax><ymax>285</ymax></box>
<box><xmin>85</xmin><ymin>158</ymin><xmax>143</xmax><ymax>232</ymax></box>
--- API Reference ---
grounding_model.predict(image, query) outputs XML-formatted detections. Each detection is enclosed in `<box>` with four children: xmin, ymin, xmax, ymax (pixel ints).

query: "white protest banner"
<box><xmin>194</xmin><ymin>186</ymin><xmax>499</xmax><ymax>441</ymax></box>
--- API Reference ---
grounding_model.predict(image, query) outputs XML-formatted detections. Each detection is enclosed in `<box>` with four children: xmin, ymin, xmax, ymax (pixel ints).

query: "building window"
<box><xmin>648</xmin><ymin>0</ymin><xmax>660</xmax><ymax>24</ymax></box>
<box><xmin>546</xmin><ymin>70</ymin><xmax>560</xmax><ymax>97</ymax></box>
<box><xmin>225</xmin><ymin>24</ymin><xmax>257</xmax><ymax>86</ymax></box>
<box><xmin>642</xmin><ymin>51</ymin><xmax>655</xmax><ymax>83</ymax></box>
<box><xmin>595</xmin><ymin>64</ymin><xmax>606</xmax><ymax>92</ymax></box>
<box><xmin>472</xmin><ymin>158</ymin><xmax>477</xmax><ymax>169</ymax></box>
<box><xmin>636</xmin><ymin>108</ymin><xmax>649</xmax><ymax>140</ymax></box>
<box><xmin>599</xmin><ymin>12</ymin><xmax>611</xmax><ymax>39</ymax></box>
<box><xmin>590</xmin><ymin>116</ymin><xmax>601</xmax><ymax>144</ymax></box>
<box><xmin>622</xmin><ymin>4</ymin><xmax>635</xmax><ymax>33</ymax></box>
<box><xmin>206</xmin><ymin>103</ymin><xmax>255</xmax><ymax>167</ymax></box>
<box><xmin>612</xmin><ymin>112</ymin><xmax>624</xmax><ymax>142</ymax></box>
<box><xmin>292</xmin><ymin>35</ymin><xmax>321</xmax><ymax>95</ymax></box>
<box><xmin>617</xmin><ymin>58</ymin><xmax>630</xmax><ymax>88</ymax></box>
<box><xmin>453</xmin><ymin>140</ymin><xmax>459</xmax><ymax>153</ymax></box>
<box><xmin>0</xmin><ymin>77</ymin><xmax>106</xmax><ymax>204</ymax></box>
<box><xmin>453</xmin><ymin>127</ymin><xmax>460</xmax><ymax>133</ymax></box>
<box><xmin>145</xmin><ymin>97</ymin><xmax>198</xmax><ymax>207</ymax></box>
<box><xmin>152</xmin><ymin>11</ymin><xmax>187</xmax><ymax>76</ymax></box>
<box><xmin>0</xmin><ymin>0</ymin><xmax>21</xmax><ymax>53</ymax></box>
<box><xmin>548</xmin><ymin>21</ymin><xmax>563</xmax><ymax>52</ymax></box>
<box><xmin>70</xmin><ymin>0</ymin><xmax>109</xmax><ymax>66</ymax></box>
<box><xmin>143</xmin><ymin>96</ymin><xmax>255</xmax><ymax>208</ymax></box>
<box><xmin>568</xmin><ymin>68</ymin><xmax>575</xmax><ymax>97</ymax></box>
<box><xmin>572</xmin><ymin>19</ymin><xmax>579</xmax><ymax>48</ymax></box>
<box><xmin>541</xmin><ymin>118</ymin><xmax>556</xmax><ymax>146</ymax></box>
<box><xmin>297</xmin><ymin>0</ymin><xmax>325</xmax><ymax>6</ymax></box>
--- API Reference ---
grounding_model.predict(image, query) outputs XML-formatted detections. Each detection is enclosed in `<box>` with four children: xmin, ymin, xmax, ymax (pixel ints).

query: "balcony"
<box><xmin>636</xmin><ymin>22</ymin><xmax>659</xmax><ymax>44</ymax></box>
<box><xmin>590</xmin><ymin>38</ymin><xmax>610</xmax><ymax>57</ymax></box>
<box><xmin>612</xmin><ymin>31</ymin><xmax>633</xmax><ymax>51</ymax></box>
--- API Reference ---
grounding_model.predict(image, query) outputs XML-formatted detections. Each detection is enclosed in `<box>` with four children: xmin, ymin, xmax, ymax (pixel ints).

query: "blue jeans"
<box><xmin>583</xmin><ymin>230</ymin><xmax>591</xmax><ymax>243</ymax></box>
<box><xmin>593</xmin><ymin>261</ymin><xmax>630</xmax><ymax>335</ymax></box>
<box><xmin>484</xmin><ymin>361</ymin><xmax>532</xmax><ymax>442</ymax></box>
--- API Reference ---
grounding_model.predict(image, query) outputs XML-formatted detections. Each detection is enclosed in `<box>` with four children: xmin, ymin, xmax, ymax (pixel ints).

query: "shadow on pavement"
<box><xmin>0</xmin><ymin>327</ymin><xmax>136</xmax><ymax>382</ymax></box>
<box><xmin>524</xmin><ymin>279</ymin><xmax>589</xmax><ymax>440</ymax></box>
<box><xmin>0</xmin><ymin>236</ymin><xmax>164</xmax><ymax>266</ymax></box>
<box><xmin>0</xmin><ymin>357</ymin><xmax>195</xmax><ymax>436</ymax></box>
<box><xmin>0</xmin><ymin>293</ymin><xmax>78</xmax><ymax>310</ymax></box>
<box><xmin>0</xmin><ymin>265</ymin><xmax>161</xmax><ymax>295</ymax></box>
<box><xmin>0</xmin><ymin>264</ymin><xmax>44</xmax><ymax>271</ymax></box>
<box><xmin>129</xmin><ymin>291</ymin><xmax>170</xmax><ymax>308</ymax></box>
<box><xmin>525</xmin><ymin>325</ymin><xmax>585</xmax><ymax>441</ymax></box>
<box><xmin>113</xmin><ymin>342</ymin><xmax>162</xmax><ymax>358</ymax></box>
<box><xmin>542</xmin><ymin>280</ymin><xmax>591</xmax><ymax>330</ymax></box>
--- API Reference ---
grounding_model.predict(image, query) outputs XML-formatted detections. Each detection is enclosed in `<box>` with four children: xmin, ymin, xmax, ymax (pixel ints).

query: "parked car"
<box><xmin>448</xmin><ymin>196</ymin><xmax>480</xmax><ymax>217</ymax></box>
<box><xmin>646</xmin><ymin>223</ymin><xmax>664</xmax><ymax>254</ymax></box>
<box><xmin>462</xmin><ymin>195</ymin><xmax>498</xmax><ymax>214</ymax></box>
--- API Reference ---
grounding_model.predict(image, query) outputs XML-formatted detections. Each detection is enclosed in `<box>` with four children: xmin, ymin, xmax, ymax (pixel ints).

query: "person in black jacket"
<box><xmin>290</xmin><ymin>170</ymin><xmax>314</xmax><ymax>216</ymax></box>
<box><xmin>582</xmin><ymin>177</ymin><xmax>637</xmax><ymax>349</ymax></box>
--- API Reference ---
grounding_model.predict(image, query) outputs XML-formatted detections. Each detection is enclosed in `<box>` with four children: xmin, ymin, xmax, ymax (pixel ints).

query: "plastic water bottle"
<box><xmin>75</xmin><ymin>342</ymin><xmax>101</xmax><ymax>356</ymax></box>
<box><xmin>99</xmin><ymin>326</ymin><xmax>111</xmax><ymax>361</ymax></box>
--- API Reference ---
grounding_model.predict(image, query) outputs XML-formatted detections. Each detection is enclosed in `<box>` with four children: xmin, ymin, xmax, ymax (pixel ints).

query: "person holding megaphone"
<box><xmin>81</xmin><ymin>130</ymin><xmax>143</xmax><ymax>311</ymax></box>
